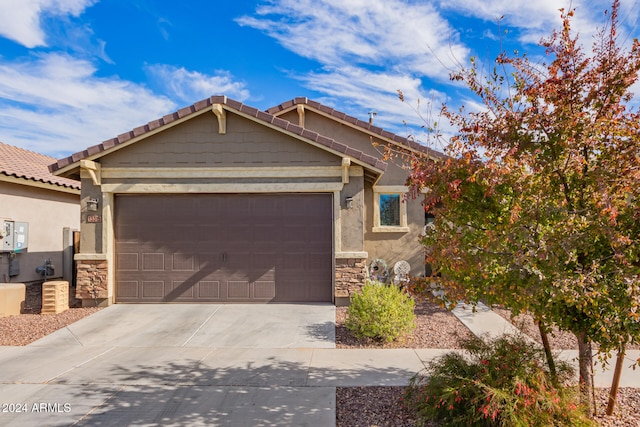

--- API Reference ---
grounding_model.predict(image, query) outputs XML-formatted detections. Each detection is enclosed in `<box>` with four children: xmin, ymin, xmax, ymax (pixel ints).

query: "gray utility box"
<box><xmin>0</xmin><ymin>220</ymin><xmax>29</xmax><ymax>252</ymax></box>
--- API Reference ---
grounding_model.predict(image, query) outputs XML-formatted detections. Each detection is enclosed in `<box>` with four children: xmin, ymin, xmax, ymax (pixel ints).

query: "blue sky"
<box><xmin>0</xmin><ymin>0</ymin><xmax>638</xmax><ymax>158</ymax></box>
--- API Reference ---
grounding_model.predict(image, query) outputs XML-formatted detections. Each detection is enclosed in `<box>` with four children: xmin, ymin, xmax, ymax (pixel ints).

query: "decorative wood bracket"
<box><xmin>297</xmin><ymin>104</ymin><xmax>305</xmax><ymax>128</ymax></box>
<box><xmin>80</xmin><ymin>160</ymin><xmax>101</xmax><ymax>186</ymax></box>
<box><xmin>212</xmin><ymin>104</ymin><xmax>227</xmax><ymax>134</ymax></box>
<box><xmin>341</xmin><ymin>158</ymin><xmax>351</xmax><ymax>184</ymax></box>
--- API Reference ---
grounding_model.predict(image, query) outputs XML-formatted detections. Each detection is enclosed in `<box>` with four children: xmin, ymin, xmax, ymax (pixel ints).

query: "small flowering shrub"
<box><xmin>345</xmin><ymin>281</ymin><xmax>416</xmax><ymax>343</ymax></box>
<box><xmin>404</xmin><ymin>334</ymin><xmax>595</xmax><ymax>426</ymax></box>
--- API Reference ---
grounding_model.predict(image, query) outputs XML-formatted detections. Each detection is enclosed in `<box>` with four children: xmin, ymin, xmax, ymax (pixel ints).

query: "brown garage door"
<box><xmin>115</xmin><ymin>194</ymin><xmax>332</xmax><ymax>303</ymax></box>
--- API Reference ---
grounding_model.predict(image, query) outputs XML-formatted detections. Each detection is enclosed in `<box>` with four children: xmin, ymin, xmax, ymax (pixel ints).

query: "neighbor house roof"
<box><xmin>0</xmin><ymin>141</ymin><xmax>80</xmax><ymax>192</ymax></box>
<box><xmin>50</xmin><ymin>96</ymin><xmax>389</xmax><ymax>176</ymax></box>
<box><xmin>266</xmin><ymin>97</ymin><xmax>446</xmax><ymax>161</ymax></box>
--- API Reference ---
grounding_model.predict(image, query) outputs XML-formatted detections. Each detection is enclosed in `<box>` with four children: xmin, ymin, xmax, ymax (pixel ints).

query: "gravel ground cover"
<box><xmin>0</xmin><ymin>282</ymin><xmax>101</xmax><ymax>346</ymax></box>
<box><xmin>335</xmin><ymin>299</ymin><xmax>640</xmax><ymax>427</ymax></box>
<box><xmin>335</xmin><ymin>298</ymin><xmax>473</xmax><ymax>349</ymax></box>
<box><xmin>1</xmin><ymin>284</ymin><xmax>637</xmax><ymax>426</ymax></box>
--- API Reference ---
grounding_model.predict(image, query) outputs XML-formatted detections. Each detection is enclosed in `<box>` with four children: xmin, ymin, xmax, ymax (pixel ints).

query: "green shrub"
<box><xmin>345</xmin><ymin>281</ymin><xmax>416</xmax><ymax>342</ymax></box>
<box><xmin>404</xmin><ymin>334</ymin><xmax>595</xmax><ymax>427</ymax></box>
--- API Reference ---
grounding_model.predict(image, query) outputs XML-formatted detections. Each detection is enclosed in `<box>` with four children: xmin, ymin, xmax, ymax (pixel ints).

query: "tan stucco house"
<box><xmin>0</xmin><ymin>142</ymin><xmax>80</xmax><ymax>285</ymax></box>
<box><xmin>49</xmin><ymin>96</ymin><xmax>443</xmax><ymax>306</ymax></box>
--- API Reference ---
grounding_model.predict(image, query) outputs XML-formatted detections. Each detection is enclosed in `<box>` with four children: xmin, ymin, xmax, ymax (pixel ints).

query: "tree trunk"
<box><xmin>606</xmin><ymin>347</ymin><xmax>626</xmax><ymax>416</ymax></box>
<box><xmin>537</xmin><ymin>320</ymin><xmax>558</xmax><ymax>386</ymax></box>
<box><xmin>575</xmin><ymin>331</ymin><xmax>594</xmax><ymax>413</ymax></box>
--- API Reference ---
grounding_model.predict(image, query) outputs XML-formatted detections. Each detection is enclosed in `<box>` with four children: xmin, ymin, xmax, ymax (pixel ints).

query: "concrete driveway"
<box><xmin>28</xmin><ymin>303</ymin><xmax>336</xmax><ymax>348</ymax></box>
<box><xmin>0</xmin><ymin>304</ymin><xmax>349</xmax><ymax>426</ymax></box>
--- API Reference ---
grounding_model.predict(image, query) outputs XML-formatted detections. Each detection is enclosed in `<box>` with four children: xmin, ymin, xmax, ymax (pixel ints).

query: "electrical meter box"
<box><xmin>0</xmin><ymin>220</ymin><xmax>29</xmax><ymax>252</ymax></box>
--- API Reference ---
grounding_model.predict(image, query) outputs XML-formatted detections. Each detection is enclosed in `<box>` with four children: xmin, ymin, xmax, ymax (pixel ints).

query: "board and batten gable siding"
<box><xmin>276</xmin><ymin>109</ymin><xmax>409</xmax><ymax>185</ymax></box>
<box><xmin>101</xmin><ymin>112</ymin><xmax>341</xmax><ymax>168</ymax></box>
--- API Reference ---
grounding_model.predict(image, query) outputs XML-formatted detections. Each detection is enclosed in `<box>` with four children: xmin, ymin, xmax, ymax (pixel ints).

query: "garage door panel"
<box><xmin>252</xmin><ymin>253</ymin><xmax>277</xmax><ymax>270</ymax></box>
<box><xmin>198</xmin><ymin>281</ymin><xmax>221</xmax><ymax>299</ymax></box>
<box><xmin>307</xmin><ymin>252</ymin><xmax>332</xmax><ymax>269</ymax></box>
<box><xmin>228</xmin><ymin>281</ymin><xmax>250</xmax><ymax>299</ymax></box>
<box><xmin>115</xmin><ymin>194</ymin><xmax>332</xmax><ymax>303</ymax></box>
<box><xmin>227</xmin><ymin>226</ymin><xmax>254</xmax><ymax>242</ymax></box>
<box><xmin>141</xmin><ymin>281</ymin><xmax>165</xmax><ymax>298</ymax></box>
<box><xmin>225</xmin><ymin>251</ymin><xmax>250</xmax><ymax>269</ymax></box>
<box><xmin>197</xmin><ymin>225</ymin><xmax>226</xmax><ymax>242</ymax></box>
<box><xmin>254</xmin><ymin>281</ymin><xmax>276</xmax><ymax>299</ymax></box>
<box><xmin>255</xmin><ymin>197</ymin><xmax>280</xmax><ymax>216</ymax></box>
<box><xmin>281</xmin><ymin>253</ymin><xmax>306</xmax><ymax>269</ymax></box>
<box><xmin>225</xmin><ymin>198</ymin><xmax>251</xmax><ymax>217</ymax></box>
<box><xmin>170</xmin><ymin>280</ymin><xmax>195</xmax><ymax>299</ymax></box>
<box><xmin>116</xmin><ymin>281</ymin><xmax>139</xmax><ymax>299</ymax></box>
<box><xmin>172</xmin><ymin>253</ymin><xmax>196</xmax><ymax>271</ymax></box>
<box><xmin>253</xmin><ymin>225</ymin><xmax>280</xmax><ymax>242</ymax></box>
<box><xmin>198</xmin><ymin>252</ymin><xmax>222</xmax><ymax>264</ymax></box>
<box><xmin>117</xmin><ymin>253</ymin><xmax>139</xmax><ymax>271</ymax></box>
<box><xmin>306</xmin><ymin>279</ymin><xmax>332</xmax><ymax>300</ymax></box>
<box><xmin>278</xmin><ymin>280</ymin><xmax>307</xmax><ymax>300</ymax></box>
<box><xmin>141</xmin><ymin>253</ymin><xmax>165</xmax><ymax>270</ymax></box>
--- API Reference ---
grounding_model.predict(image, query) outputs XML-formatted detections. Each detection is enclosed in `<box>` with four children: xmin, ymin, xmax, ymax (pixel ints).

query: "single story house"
<box><xmin>49</xmin><ymin>96</ymin><xmax>444</xmax><ymax>306</ymax></box>
<box><xmin>0</xmin><ymin>142</ymin><xmax>80</xmax><ymax>285</ymax></box>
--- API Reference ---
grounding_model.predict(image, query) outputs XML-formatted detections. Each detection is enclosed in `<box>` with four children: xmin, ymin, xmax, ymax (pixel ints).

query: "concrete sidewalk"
<box><xmin>0</xmin><ymin>343</ymin><xmax>441</xmax><ymax>426</ymax></box>
<box><xmin>0</xmin><ymin>343</ymin><xmax>637</xmax><ymax>426</ymax></box>
<box><xmin>450</xmin><ymin>302</ymin><xmax>640</xmax><ymax>387</ymax></box>
<box><xmin>0</xmin><ymin>303</ymin><xmax>638</xmax><ymax>426</ymax></box>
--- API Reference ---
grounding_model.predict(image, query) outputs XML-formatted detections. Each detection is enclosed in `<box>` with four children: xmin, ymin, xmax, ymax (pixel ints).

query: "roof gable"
<box><xmin>50</xmin><ymin>96</ymin><xmax>388</xmax><ymax>176</ymax></box>
<box><xmin>266</xmin><ymin>97</ymin><xmax>446</xmax><ymax>161</ymax></box>
<box><xmin>0</xmin><ymin>141</ymin><xmax>80</xmax><ymax>191</ymax></box>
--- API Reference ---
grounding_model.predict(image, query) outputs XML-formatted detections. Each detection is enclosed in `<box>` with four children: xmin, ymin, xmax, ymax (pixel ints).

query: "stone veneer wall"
<box><xmin>335</xmin><ymin>258</ymin><xmax>367</xmax><ymax>299</ymax></box>
<box><xmin>76</xmin><ymin>259</ymin><xmax>108</xmax><ymax>303</ymax></box>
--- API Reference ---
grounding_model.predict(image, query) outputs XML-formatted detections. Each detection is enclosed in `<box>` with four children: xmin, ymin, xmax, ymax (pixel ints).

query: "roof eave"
<box><xmin>0</xmin><ymin>173</ymin><xmax>81</xmax><ymax>194</ymax></box>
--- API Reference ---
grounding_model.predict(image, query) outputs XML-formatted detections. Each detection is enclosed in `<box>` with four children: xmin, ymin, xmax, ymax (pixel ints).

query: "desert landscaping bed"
<box><xmin>1</xmin><ymin>284</ymin><xmax>637</xmax><ymax>426</ymax></box>
<box><xmin>335</xmin><ymin>299</ymin><xmax>639</xmax><ymax>427</ymax></box>
<box><xmin>0</xmin><ymin>282</ymin><xmax>101</xmax><ymax>346</ymax></box>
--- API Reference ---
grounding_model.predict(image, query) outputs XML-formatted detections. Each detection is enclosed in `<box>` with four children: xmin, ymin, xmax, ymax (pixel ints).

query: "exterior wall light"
<box><xmin>345</xmin><ymin>196</ymin><xmax>354</xmax><ymax>209</ymax></box>
<box><xmin>87</xmin><ymin>197</ymin><xmax>99</xmax><ymax>212</ymax></box>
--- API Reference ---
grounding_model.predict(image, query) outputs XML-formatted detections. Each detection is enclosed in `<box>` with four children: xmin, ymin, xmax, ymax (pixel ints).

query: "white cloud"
<box><xmin>237</xmin><ymin>0</ymin><xmax>470</xmax><ymax>80</ymax></box>
<box><xmin>145</xmin><ymin>64</ymin><xmax>251</xmax><ymax>105</ymax></box>
<box><xmin>0</xmin><ymin>0</ymin><xmax>96</xmax><ymax>47</ymax></box>
<box><xmin>0</xmin><ymin>53</ymin><xmax>175</xmax><ymax>157</ymax></box>
<box><xmin>238</xmin><ymin>0</ymin><xmax>469</xmax><ymax>148</ymax></box>
<box><xmin>438</xmin><ymin>0</ymin><xmax>628</xmax><ymax>47</ymax></box>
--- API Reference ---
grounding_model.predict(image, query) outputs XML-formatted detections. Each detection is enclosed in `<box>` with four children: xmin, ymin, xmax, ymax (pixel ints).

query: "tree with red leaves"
<box><xmin>406</xmin><ymin>1</ymin><xmax>640</xmax><ymax>413</ymax></box>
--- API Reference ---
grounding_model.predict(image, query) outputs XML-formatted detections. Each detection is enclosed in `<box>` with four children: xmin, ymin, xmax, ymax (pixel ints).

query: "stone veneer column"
<box><xmin>334</xmin><ymin>257</ymin><xmax>367</xmax><ymax>304</ymax></box>
<box><xmin>75</xmin><ymin>259</ymin><xmax>108</xmax><ymax>306</ymax></box>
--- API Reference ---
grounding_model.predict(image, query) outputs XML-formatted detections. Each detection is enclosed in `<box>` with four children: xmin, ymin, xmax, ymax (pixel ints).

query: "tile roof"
<box><xmin>266</xmin><ymin>97</ymin><xmax>446</xmax><ymax>160</ymax></box>
<box><xmin>0</xmin><ymin>141</ymin><xmax>80</xmax><ymax>190</ymax></box>
<box><xmin>50</xmin><ymin>96</ymin><xmax>388</xmax><ymax>174</ymax></box>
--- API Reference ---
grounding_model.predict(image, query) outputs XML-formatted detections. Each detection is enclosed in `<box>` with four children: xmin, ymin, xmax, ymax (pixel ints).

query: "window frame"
<box><xmin>372</xmin><ymin>186</ymin><xmax>409</xmax><ymax>233</ymax></box>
